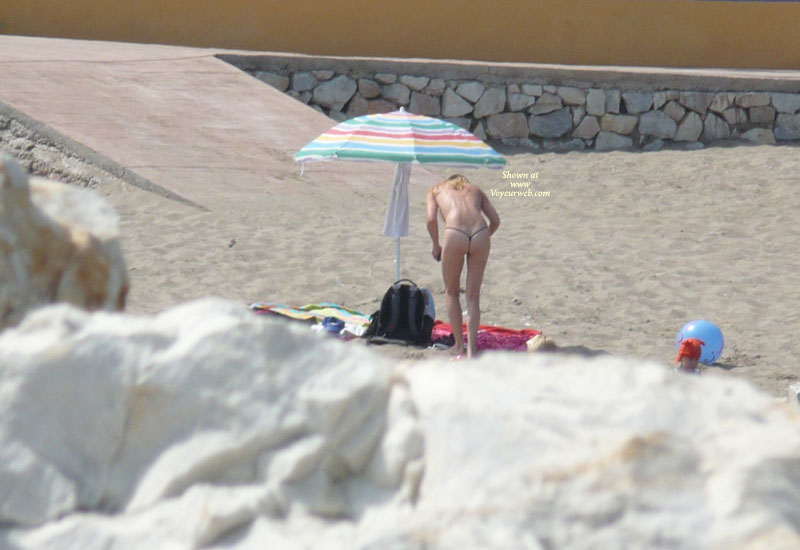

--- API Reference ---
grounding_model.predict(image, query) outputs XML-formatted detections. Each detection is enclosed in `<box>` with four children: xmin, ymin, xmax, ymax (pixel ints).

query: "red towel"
<box><xmin>432</xmin><ymin>321</ymin><xmax>540</xmax><ymax>351</ymax></box>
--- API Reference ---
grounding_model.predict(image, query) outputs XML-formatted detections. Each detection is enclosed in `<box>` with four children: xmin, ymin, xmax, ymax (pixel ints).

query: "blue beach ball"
<box><xmin>676</xmin><ymin>320</ymin><xmax>724</xmax><ymax>364</ymax></box>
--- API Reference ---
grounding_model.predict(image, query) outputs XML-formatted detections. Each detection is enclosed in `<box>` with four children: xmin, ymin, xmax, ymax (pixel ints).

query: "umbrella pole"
<box><xmin>395</xmin><ymin>238</ymin><xmax>401</xmax><ymax>281</ymax></box>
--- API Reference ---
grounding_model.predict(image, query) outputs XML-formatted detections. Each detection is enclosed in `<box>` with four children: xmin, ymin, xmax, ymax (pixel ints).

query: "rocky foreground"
<box><xmin>1</xmin><ymin>297</ymin><xmax>800</xmax><ymax>549</ymax></box>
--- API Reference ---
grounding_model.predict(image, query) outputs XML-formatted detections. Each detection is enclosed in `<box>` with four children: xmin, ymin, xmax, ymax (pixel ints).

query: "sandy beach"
<box><xmin>4</xmin><ymin>110</ymin><xmax>799</xmax><ymax>397</ymax></box>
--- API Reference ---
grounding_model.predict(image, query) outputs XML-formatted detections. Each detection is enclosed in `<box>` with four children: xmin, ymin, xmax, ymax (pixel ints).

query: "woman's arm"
<box><xmin>426</xmin><ymin>189</ymin><xmax>442</xmax><ymax>260</ymax></box>
<box><xmin>481</xmin><ymin>190</ymin><xmax>501</xmax><ymax>235</ymax></box>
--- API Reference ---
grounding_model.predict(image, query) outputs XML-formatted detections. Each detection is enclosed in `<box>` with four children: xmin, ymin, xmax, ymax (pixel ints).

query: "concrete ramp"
<box><xmin>0</xmin><ymin>35</ymin><xmax>435</xmax><ymax>210</ymax></box>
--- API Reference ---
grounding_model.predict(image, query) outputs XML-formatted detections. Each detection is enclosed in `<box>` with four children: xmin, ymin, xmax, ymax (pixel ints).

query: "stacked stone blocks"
<box><xmin>251</xmin><ymin>68</ymin><xmax>800</xmax><ymax>150</ymax></box>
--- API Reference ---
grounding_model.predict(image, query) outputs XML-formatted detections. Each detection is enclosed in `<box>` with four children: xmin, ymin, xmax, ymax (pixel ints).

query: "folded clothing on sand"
<box><xmin>432</xmin><ymin>321</ymin><xmax>541</xmax><ymax>351</ymax></box>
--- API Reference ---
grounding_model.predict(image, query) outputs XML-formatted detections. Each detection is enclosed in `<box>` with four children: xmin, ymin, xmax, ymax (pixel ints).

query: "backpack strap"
<box><xmin>387</xmin><ymin>283</ymin><xmax>403</xmax><ymax>334</ymax></box>
<box><xmin>407</xmin><ymin>287</ymin><xmax>421</xmax><ymax>344</ymax></box>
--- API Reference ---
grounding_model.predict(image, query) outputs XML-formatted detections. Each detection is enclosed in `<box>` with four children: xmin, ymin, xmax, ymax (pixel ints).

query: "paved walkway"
<box><xmin>0</xmin><ymin>35</ymin><xmax>418</xmax><ymax>211</ymax></box>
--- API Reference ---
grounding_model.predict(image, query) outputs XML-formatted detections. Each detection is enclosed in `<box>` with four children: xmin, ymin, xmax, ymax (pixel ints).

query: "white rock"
<box><xmin>789</xmin><ymin>383</ymin><xmax>800</xmax><ymax>407</ymax></box>
<box><xmin>674</xmin><ymin>111</ymin><xmax>703</xmax><ymax>142</ymax></box>
<box><xmin>595</xmin><ymin>131</ymin><xmax>634</xmax><ymax>150</ymax></box>
<box><xmin>736</xmin><ymin>92</ymin><xmax>770</xmax><ymax>108</ymax></box>
<box><xmin>775</xmin><ymin>113</ymin><xmax>800</xmax><ymax>140</ymax></box>
<box><xmin>772</xmin><ymin>93</ymin><xmax>800</xmax><ymax>114</ymax></box>
<box><xmin>741</xmin><ymin>128</ymin><xmax>777</xmax><ymax>145</ymax></box>
<box><xmin>749</xmin><ymin>106</ymin><xmax>776</xmax><ymax>124</ymax></box>
<box><xmin>455</xmin><ymin>81</ymin><xmax>485</xmax><ymax>104</ymax></box>
<box><xmin>381</xmin><ymin>83</ymin><xmax>411</xmax><ymax>106</ymax></box>
<box><xmin>399</xmin><ymin>75</ymin><xmax>429</xmax><ymax>92</ymax></box>
<box><xmin>703</xmin><ymin>113</ymin><xmax>731</xmax><ymax>141</ymax></box>
<box><xmin>5</xmin><ymin>303</ymin><xmax>800</xmax><ymax>549</ymax></box>
<box><xmin>441</xmin><ymin>88</ymin><xmax>473</xmax><ymax>117</ymax></box>
<box><xmin>528</xmin><ymin>93</ymin><xmax>562</xmax><ymax>115</ymax></box>
<box><xmin>485</xmin><ymin>113</ymin><xmax>529</xmax><ymax>139</ymax></box>
<box><xmin>543</xmin><ymin>85</ymin><xmax>557</xmax><ymax>93</ymax></box>
<box><xmin>312</xmin><ymin>76</ymin><xmax>357</xmax><ymax>111</ymax></box>
<box><xmin>622</xmin><ymin>92</ymin><xmax>653</xmax><ymax>114</ymax></box>
<box><xmin>506</xmin><ymin>84</ymin><xmax>520</xmax><ymax>94</ymax></box>
<box><xmin>291</xmin><ymin>72</ymin><xmax>317</xmax><ymax>93</ymax></box>
<box><xmin>408</xmin><ymin>92</ymin><xmax>440</xmax><ymax>117</ymax></box>
<box><xmin>572</xmin><ymin>116</ymin><xmax>600</xmax><ymax>139</ymax></box>
<box><xmin>663</xmin><ymin>101</ymin><xmax>686</xmax><ymax>122</ymax></box>
<box><xmin>528</xmin><ymin>108</ymin><xmax>573</xmax><ymax>138</ymax></box>
<box><xmin>0</xmin><ymin>156</ymin><xmax>128</xmax><ymax>332</ymax></box>
<box><xmin>586</xmin><ymin>89</ymin><xmax>605</xmax><ymax>116</ymax></box>
<box><xmin>639</xmin><ymin>111</ymin><xmax>677</xmax><ymax>139</ymax></box>
<box><xmin>557</xmin><ymin>86</ymin><xmax>586</xmax><ymax>106</ymax></box>
<box><xmin>357</xmin><ymin>79</ymin><xmax>381</xmax><ymax>99</ymax></box>
<box><xmin>473</xmin><ymin>88</ymin><xmax>506</xmax><ymax>119</ymax></box>
<box><xmin>600</xmin><ymin>114</ymin><xmax>637</xmax><ymax>135</ymax></box>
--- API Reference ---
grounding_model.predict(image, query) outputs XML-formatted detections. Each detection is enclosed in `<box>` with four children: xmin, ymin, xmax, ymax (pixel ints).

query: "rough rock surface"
<box><xmin>529</xmin><ymin>108</ymin><xmax>573</xmax><ymax>138</ymax></box>
<box><xmin>674</xmin><ymin>111</ymin><xmax>703</xmax><ymax>142</ymax></box>
<box><xmin>595</xmin><ymin>131</ymin><xmax>633</xmax><ymax>150</ymax></box>
<box><xmin>0</xmin><ymin>156</ymin><xmax>128</xmax><ymax>331</ymax></box>
<box><xmin>4</xmin><ymin>299</ymin><xmax>800</xmax><ymax>549</ymax></box>
<box><xmin>775</xmin><ymin>113</ymin><xmax>800</xmax><ymax>140</ymax></box>
<box><xmin>639</xmin><ymin>110</ymin><xmax>677</xmax><ymax>139</ymax></box>
<box><xmin>312</xmin><ymin>76</ymin><xmax>357</xmax><ymax>111</ymax></box>
<box><xmin>772</xmin><ymin>93</ymin><xmax>800</xmax><ymax>114</ymax></box>
<box><xmin>486</xmin><ymin>113</ymin><xmax>529</xmax><ymax>139</ymax></box>
<box><xmin>600</xmin><ymin>114</ymin><xmax>637</xmax><ymax>135</ymax></box>
<box><xmin>704</xmin><ymin>113</ymin><xmax>731</xmax><ymax>141</ymax></box>
<box><xmin>473</xmin><ymin>88</ymin><xmax>506</xmax><ymax>119</ymax></box>
<box><xmin>621</xmin><ymin>92</ymin><xmax>653</xmax><ymax>114</ymax></box>
<box><xmin>408</xmin><ymin>92</ymin><xmax>440</xmax><ymax>117</ymax></box>
<box><xmin>441</xmin><ymin>88</ymin><xmax>473</xmax><ymax>117</ymax></box>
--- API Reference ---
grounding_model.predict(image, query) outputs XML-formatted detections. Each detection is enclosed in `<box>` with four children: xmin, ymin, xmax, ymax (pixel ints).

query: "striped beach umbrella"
<box><xmin>295</xmin><ymin>108</ymin><xmax>506</xmax><ymax>167</ymax></box>
<box><xmin>295</xmin><ymin>108</ymin><xmax>506</xmax><ymax>280</ymax></box>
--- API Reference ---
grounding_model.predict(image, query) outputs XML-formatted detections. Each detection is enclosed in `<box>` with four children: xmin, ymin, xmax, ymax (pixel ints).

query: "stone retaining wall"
<box><xmin>223</xmin><ymin>55</ymin><xmax>800</xmax><ymax>152</ymax></box>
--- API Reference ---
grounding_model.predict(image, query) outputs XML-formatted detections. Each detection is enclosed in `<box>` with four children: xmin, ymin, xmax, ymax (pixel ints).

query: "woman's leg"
<box><xmin>464</xmin><ymin>230</ymin><xmax>490</xmax><ymax>358</ymax></box>
<box><xmin>441</xmin><ymin>229</ymin><xmax>468</xmax><ymax>355</ymax></box>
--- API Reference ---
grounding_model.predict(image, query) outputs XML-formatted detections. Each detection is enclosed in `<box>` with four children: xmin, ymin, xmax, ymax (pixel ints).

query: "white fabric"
<box><xmin>382</xmin><ymin>163</ymin><xmax>411</xmax><ymax>238</ymax></box>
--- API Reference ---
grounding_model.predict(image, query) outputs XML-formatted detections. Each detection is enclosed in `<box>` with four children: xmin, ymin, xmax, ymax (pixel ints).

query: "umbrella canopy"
<box><xmin>295</xmin><ymin>109</ymin><xmax>506</xmax><ymax>280</ymax></box>
<box><xmin>295</xmin><ymin>109</ymin><xmax>506</xmax><ymax>167</ymax></box>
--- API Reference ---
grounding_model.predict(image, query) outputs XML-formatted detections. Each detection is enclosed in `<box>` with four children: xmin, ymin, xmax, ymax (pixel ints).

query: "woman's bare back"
<box><xmin>432</xmin><ymin>181</ymin><xmax>488</xmax><ymax>234</ymax></box>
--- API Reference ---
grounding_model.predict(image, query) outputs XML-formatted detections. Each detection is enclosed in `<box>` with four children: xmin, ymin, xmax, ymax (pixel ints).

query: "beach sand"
<box><xmin>3</xmin><ymin>117</ymin><xmax>799</xmax><ymax>396</ymax></box>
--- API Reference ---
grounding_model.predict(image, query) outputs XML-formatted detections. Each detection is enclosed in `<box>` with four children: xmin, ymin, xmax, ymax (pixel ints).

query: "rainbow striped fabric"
<box><xmin>295</xmin><ymin>109</ymin><xmax>506</xmax><ymax>167</ymax></box>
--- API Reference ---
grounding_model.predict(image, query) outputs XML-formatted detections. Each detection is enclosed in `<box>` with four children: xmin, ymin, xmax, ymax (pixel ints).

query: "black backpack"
<box><xmin>365</xmin><ymin>279</ymin><xmax>433</xmax><ymax>347</ymax></box>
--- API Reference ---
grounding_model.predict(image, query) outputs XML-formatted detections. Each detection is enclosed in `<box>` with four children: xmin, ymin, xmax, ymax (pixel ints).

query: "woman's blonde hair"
<box><xmin>444</xmin><ymin>174</ymin><xmax>470</xmax><ymax>190</ymax></box>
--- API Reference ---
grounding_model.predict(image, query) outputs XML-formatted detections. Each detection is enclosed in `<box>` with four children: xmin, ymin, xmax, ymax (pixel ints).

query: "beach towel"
<box><xmin>432</xmin><ymin>321</ymin><xmax>541</xmax><ymax>351</ymax></box>
<box><xmin>249</xmin><ymin>302</ymin><xmax>372</xmax><ymax>336</ymax></box>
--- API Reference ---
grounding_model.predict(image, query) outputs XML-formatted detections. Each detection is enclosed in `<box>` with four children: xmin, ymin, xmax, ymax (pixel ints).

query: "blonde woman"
<box><xmin>426</xmin><ymin>174</ymin><xmax>500</xmax><ymax>359</ymax></box>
